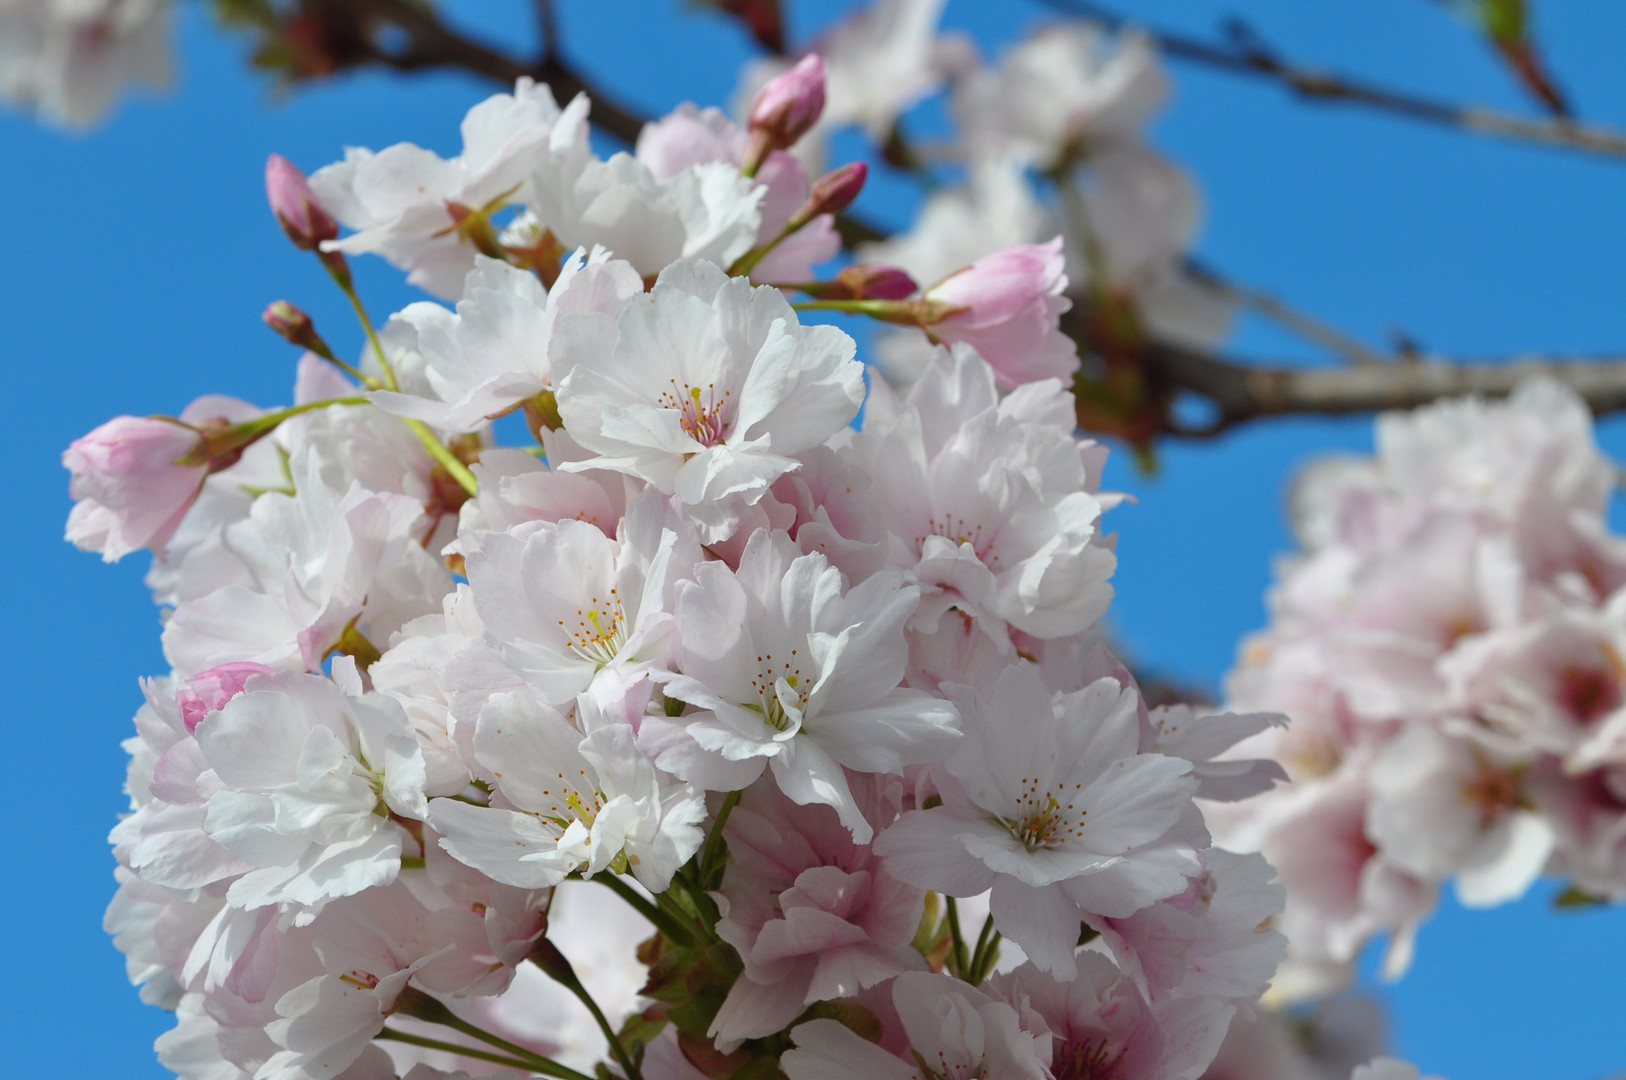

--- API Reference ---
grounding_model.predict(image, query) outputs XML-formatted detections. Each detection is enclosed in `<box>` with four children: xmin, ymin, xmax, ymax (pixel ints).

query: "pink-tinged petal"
<box><xmin>875</xmin><ymin>811</ymin><xmax>1000</xmax><ymax>896</ymax></box>
<box><xmin>783</xmin><ymin>1018</ymin><xmax>918</xmax><ymax>1080</ymax></box>
<box><xmin>989</xmin><ymin>876</ymin><xmax>1083</xmax><ymax>979</ymax></box>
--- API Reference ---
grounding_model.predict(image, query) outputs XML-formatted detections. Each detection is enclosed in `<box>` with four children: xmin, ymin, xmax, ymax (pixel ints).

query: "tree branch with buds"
<box><xmin>259</xmin><ymin>0</ymin><xmax>1626</xmax><ymax>443</ymax></box>
<box><xmin>1028</xmin><ymin>0</ymin><xmax>1626</xmax><ymax>161</ymax></box>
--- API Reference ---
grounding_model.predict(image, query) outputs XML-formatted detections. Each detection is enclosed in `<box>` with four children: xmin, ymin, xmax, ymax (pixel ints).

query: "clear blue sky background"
<box><xmin>3</xmin><ymin>1</ymin><xmax>1623</xmax><ymax>1076</ymax></box>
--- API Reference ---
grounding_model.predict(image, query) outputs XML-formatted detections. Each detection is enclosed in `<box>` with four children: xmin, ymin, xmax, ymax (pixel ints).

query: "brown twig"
<box><xmin>1184</xmin><ymin>260</ymin><xmax>1391</xmax><ymax>368</ymax></box>
<box><xmin>318</xmin><ymin>0</ymin><xmax>648</xmax><ymax>145</ymax></box>
<box><xmin>1027</xmin><ymin>0</ymin><xmax>1626</xmax><ymax>161</ymax></box>
<box><xmin>1143</xmin><ymin>341</ymin><xmax>1626</xmax><ymax>435</ymax></box>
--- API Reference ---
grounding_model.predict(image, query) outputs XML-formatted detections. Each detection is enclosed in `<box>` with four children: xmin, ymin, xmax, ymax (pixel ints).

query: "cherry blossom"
<box><xmin>553</xmin><ymin>260</ymin><xmax>865</xmax><ymax>539</ymax></box>
<box><xmin>654</xmin><ymin>530</ymin><xmax>959</xmax><ymax>841</ymax></box>
<box><xmin>311</xmin><ymin>78</ymin><xmax>589</xmax><ymax>298</ymax></box>
<box><xmin>877</xmin><ymin>665</ymin><xmax>1202</xmax><ymax>978</ymax></box>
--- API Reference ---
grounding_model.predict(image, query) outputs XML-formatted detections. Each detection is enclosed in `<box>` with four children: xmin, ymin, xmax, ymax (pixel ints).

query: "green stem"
<box><xmin>730</xmin><ymin>222</ymin><xmax>795</xmax><ymax>279</ymax></box>
<box><xmin>944</xmin><ymin>896</ymin><xmax>969</xmax><ymax>979</ymax></box>
<box><xmin>326</xmin><ymin>261</ymin><xmax>401</xmax><ymax>392</ymax></box>
<box><xmin>966</xmin><ymin>917</ymin><xmax>1001</xmax><ymax>985</ymax></box>
<box><xmin>238</xmin><ymin>396</ymin><xmax>370</xmax><ymax>434</ymax></box>
<box><xmin>790</xmin><ymin>297</ymin><xmax>959</xmax><ymax>327</ymax></box>
<box><xmin>532</xmin><ymin>940</ymin><xmax>644</xmax><ymax>1080</ymax></box>
<box><xmin>377</xmin><ymin>1026</ymin><xmax>588</xmax><ymax>1079</ymax></box>
<box><xmin>699</xmin><ymin>789</ymin><xmax>742</xmax><ymax>889</ymax></box>
<box><xmin>656</xmin><ymin>886</ymin><xmax>717</xmax><ymax>944</ymax></box>
<box><xmin>392</xmin><ymin>993</ymin><xmax>595</xmax><ymax>1080</ymax></box>
<box><xmin>325</xmin><ymin>356</ymin><xmax>380</xmax><ymax>389</ymax></box>
<box><xmin>182</xmin><ymin>396</ymin><xmax>370</xmax><ymax>466</ymax></box>
<box><xmin>403</xmin><ymin>417</ymin><xmax>480</xmax><ymax>497</ymax></box>
<box><xmin>318</xmin><ymin>263</ymin><xmax>481</xmax><ymax>499</ymax></box>
<box><xmin>790</xmin><ymin>298</ymin><xmax>902</xmax><ymax>317</ymax></box>
<box><xmin>593</xmin><ymin>873</ymin><xmax>696</xmax><ymax>946</ymax></box>
<box><xmin>291</xmin><ymin>330</ymin><xmax>381</xmax><ymax>389</ymax></box>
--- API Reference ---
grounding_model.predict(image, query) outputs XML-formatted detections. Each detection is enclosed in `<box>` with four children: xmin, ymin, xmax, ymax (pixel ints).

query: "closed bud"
<box><xmin>795</xmin><ymin>161</ymin><xmax>868</xmax><ymax>227</ymax></box>
<box><xmin>262</xmin><ymin>300</ymin><xmax>332</xmax><ymax>358</ymax></box>
<box><xmin>741</xmin><ymin>57</ymin><xmax>826</xmax><ymax>177</ymax></box>
<box><xmin>748</xmin><ymin>53</ymin><xmax>826</xmax><ymax>150</ymax></box>
<box><xmin>835</xmin><ymin>263</ymin><xmax>918</xmax><ymax>301</ymax></box>
<box><xmin>265</xmin><ymin>154</ymin><xmax>339</xmax><ymax>251</ymax></box>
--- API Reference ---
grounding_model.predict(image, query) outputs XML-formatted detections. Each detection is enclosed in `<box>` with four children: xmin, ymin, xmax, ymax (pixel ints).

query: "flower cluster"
<box><xmin>68</xmin><ymin>49</ymin><xmax>1326</xmax><ymax>1080</ymax></box>
<box><xmin>1213</xmin><ymin>379</ymin><xmax>1626</xmax><ymax>1000</ymax></box>
<box><xmin>779</xmin><ymin>2</ymin><xmax>1232</xmax><ymax>396</ymax></box>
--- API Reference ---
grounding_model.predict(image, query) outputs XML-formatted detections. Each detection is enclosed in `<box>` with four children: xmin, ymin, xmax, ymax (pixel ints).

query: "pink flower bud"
<box><xmin>266</xmin><ymin>154</ymin><xmax>339</xmax><ymax>252</ymax></box>
<box><xmin>922</xmin><ymin>238</ymin><xmax>1080</xmax><ymax>389</ymax></box>
<box><xmin>835</xmin><ymin>263</ymin><xmax>918</xmax><ymax>301</ymax></box>
<box><xmin>263</xmin><ymin>300</ymin><xmax>329</xmax><ymax>356</ymax></box>
<box><xmin>177</xmin><ymin>662</ymin><xmax>278</xmax><ymax>733</ymax></box>
<box><xmin>749</xmin><ymin>53</ymin><xmax>826</xmax><ymax>150</ymax></box>
<box><xmin>792</xmin><ymin>161</ymin><xmax>867</xmax><ymax>226</ymax></box>
<box><xmin>63</xmin><ymin>416</ymin><xmax>209</xmax><ymax>562</ymax></box>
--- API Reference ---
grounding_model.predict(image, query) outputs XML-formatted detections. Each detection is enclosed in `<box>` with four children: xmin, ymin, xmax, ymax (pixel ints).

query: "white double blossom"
<box><xmin>66</xmin><ymin>17</ymin><xmax>1458</xmax><ymax>1080</ymax></box>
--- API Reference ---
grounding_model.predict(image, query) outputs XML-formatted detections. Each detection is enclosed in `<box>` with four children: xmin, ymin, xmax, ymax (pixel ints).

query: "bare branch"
<box><xmin>327</xmin><ymin>0</ymin><xmax>648</xmax><ymax>145</ymax></box>
<box><xmin>1185</xmin><ymin>260</ymin><xmax>1391</xmax><ymax>367</ymax></box>
<box><xmin>1027</xmin><ymin>0</ymin><xmax>1626</xmax><ymax>161</ymax></box>
<box><xmin>534</xmin><ymin>0</ymin><xmax>559</xmax><ymax>61</ymax></box>
<box><xmin>1144</xmin><ymin>342</ymin><xmax>1626</xmax><ymax>433</ymax></box>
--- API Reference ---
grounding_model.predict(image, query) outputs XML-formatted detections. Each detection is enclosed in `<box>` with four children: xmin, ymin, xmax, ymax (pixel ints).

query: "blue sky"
<box><xmin>2</xmin><ymin>1</ymin><xmax>1623</xmax><ymax>1076</ymax></box>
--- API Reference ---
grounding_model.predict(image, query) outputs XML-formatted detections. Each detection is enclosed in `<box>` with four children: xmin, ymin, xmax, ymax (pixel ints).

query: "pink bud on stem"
<box><xmin>265</xmin><ymin>154</ymin><xmax>339</xmax><ymax>252</ymax></box>
<box><xmin>742</xmin><ymin>53</ymin><xmax>826</xmax><ymax>175</ymax></box>
<box><xmin>785</xmin><ymin>161</ymin><xmax>867</xmax><ymax>231</ymax></box>
<box><xmin>263</xmin><ymin>301</ymin><xmax>330</xmax><ymax>357</ymax></box>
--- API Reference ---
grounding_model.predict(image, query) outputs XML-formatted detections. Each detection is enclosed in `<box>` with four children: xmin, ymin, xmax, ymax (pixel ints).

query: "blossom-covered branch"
<box><xmin>270</xmin><ymin>0</ymin><xmax>1626</xmax><ymax>447</ymax></box>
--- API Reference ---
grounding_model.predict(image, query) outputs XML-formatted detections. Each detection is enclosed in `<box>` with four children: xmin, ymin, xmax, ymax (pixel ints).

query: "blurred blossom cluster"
<box><xmin>0</xmin><ymin>0</ymin><xmax>170</xmax><ymax>126</ymax></box>
<box><xmin>1216</xmin><ymin>380</ymin><xmax>1626</xmax><ymax>1000</ymax></box>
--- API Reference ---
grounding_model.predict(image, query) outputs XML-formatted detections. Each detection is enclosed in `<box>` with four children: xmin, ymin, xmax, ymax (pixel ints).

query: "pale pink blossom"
<box><xmin>429</xmin><ymin>689</ymin><xmax>706</xmax><ymax>892</ymax></box>
<box><xmin>635</xmin><ymin>103</ymin><xmax>843</xmax><ymax>285</ymax></box>
<box><xmin>197</xmin><ymin>662</ymin><xmax>438</xmax><ymax>913</ymax></box>
<box><xmin>177</xmin><ymin>663</ymin><xmax>279</xmax><ymax>734</ymax></box>
<box><xmin>709</xmin><ymin>781</ymin><xmax>924</xmax><ymax>1045</ymax></box>
<box><xmin>877</xmin><ymin>665</ymin><xmax>1202</xmax><ymax>978</ymax></box>
<box><xmin>781</xmin><ymin>971</ymin><xmax>1052</xmax><ymax>1080</ymax></box>
<box><xmin>553</xmin><ymin>260</ymin><xmax>865</xmax><ymax>540</ymax></box>
<box><xmin>64</xmin><ymin>414</ymin><xmax>208</xmax><ymax>562</ymax></box>
<box><xmin>371</xmin><ymin>250</ymin><xmax>644</xmax><ymax>433</ymax></box>
<box><xmin>0</xmin><ymin>0</ymin><xmax>171</xmax><ymax>127</ymax></box>
<box><xmin>923</xmin><ymin>238</ymin><xmax>1079</xmax><ymax>389</ymax></box>
<box><xmin>311</xmin><ymin>78</ymin><xmax>588</xmax><ymax>298</ymax></box>
<box><xmin>652</xmin><ymin>530</ymin><xmax>960</xmax><ymax>841</ymax></box>
<box><xmin>861</xmin><ymin>345</ymin><xmax>1115</xmax><ymax>645</ymax></box>
<box><xmin>161</xmin><ymin>453</ymin><xmax>450</xmax><ymax>677</ymax></box>
<box><xmin>992</xmin><ymin>954</ymin><xmax>1236</xmax><ymax>1080</ymax></box>
<box><xmin>463</xmin><ymin>495</ymin><xmax>698</xmax><ymax>710</ymax></box>
<box><xmin>954</xmin><ymin>24</ymin><xmax>1167</xmax><ymax>167</ymax></box>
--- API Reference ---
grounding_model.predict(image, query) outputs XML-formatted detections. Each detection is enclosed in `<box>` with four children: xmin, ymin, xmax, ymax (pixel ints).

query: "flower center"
<box><xmin>749</xmin><ymin>648</ymin><xmax>810</xmax><ymax>733</ymax></box>
<box><xmin>918</xmin><ymin>513</ymin><xmax>998</xmax><ymax>565</ymax></box>
<box><xmin>1053</xmin><ymin>1039</ymin><xmax>1126</xmax><ymax>1080</ymax></box>
<box><xmin>998</xmin><ymin>776</ymin><xmax>1086</xmax><ymax>852</ymax></box>
<box><xmin>558</xmin><ymin>591</ymin><xmax>627</xmax><ymax>666</ymax></box>
<box><xmin>1558</xmin><ymin>662</ymin><xmax>1621</xmax><ymax>724</ymax></box>
<box><xmin>1462</xmin><ymin>759</ymin><xmax>1524</xmax><ymax>827</ymax></box>
<box><xmin>534</xmin><ymin>769</ymin><xmax>608</xmax><ymax>834</ymax></box>
<box><xmin>660</xmin><ymin>380</ymin><xmax>731</xmax><ymax>447</ymax></box>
